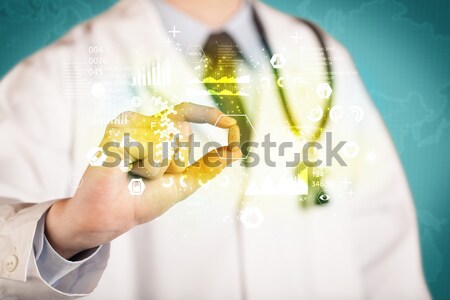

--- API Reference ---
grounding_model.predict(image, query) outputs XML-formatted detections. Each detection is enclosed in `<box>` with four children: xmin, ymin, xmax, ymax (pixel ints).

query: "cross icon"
<box><xmin>340</xmin><ymin>177</ymin><xmax>352</xmax><ymax>189</ymax></box>
<box><xmin>165</xmin><ymin>38</ymin><xmax>173</xmax><ymax>45</ymax></box>
<box><xmin>290</xmin><ymin>32</ymin><xmax>303</xmax><ymax>44</ymax></box>
<box><xmin>347</xmin><ymin>189</ymin><xmax>355</xmax><ymax>198</ymax></box>
<box><xmin>168</xmin><ymin>25</ymin><xmax>181</xmax><ymax>38</ymax></box>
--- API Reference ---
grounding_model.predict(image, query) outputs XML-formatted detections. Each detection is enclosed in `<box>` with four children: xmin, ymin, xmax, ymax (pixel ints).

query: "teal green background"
<box><xmin>0</xmin><ymin>0</ymin><xmax>448</xmax><ymax>298</ymax></box>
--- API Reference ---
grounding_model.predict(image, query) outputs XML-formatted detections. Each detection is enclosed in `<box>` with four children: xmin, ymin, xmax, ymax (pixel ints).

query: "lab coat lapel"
<box><xmin>243</xmin><ymin>2</ymin><xmax>365</xmax><ymax>298</ymax></box>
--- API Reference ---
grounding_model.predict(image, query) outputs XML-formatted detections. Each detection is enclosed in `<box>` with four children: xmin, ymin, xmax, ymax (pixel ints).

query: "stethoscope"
<box><xmin>251</xmin><ymin>6</ymin><xmax>334</xmax><ymax>142</ymax></box>
<box><xmin>233</xmin><ymin>7</ymin><xmax>334</xmax><ymax>300</ymax></box>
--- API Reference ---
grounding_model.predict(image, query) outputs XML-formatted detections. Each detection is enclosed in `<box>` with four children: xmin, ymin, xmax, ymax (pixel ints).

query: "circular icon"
<box><xmin>307</xmin><ymin>106</ymin><xmax>324</xmax><ymax>122</ymax></box>
<box><xmin>349</xmin><ymin>105</ymin><xmax>364</xmax><ymax>122</ymax></box>
<box><xmin>343</xmin><ymin>141</ymin><xmax>360</xmax><ymax>158</ymax></box>
<box><xmin>276</xmin><ymin>76</ymin><xmax>286</xmax><ymax>88</ymax></box>
<box><xmin>179</xmin><ymin>175</ymin><xmax>188</xmax><ymax>188</ymax></box>
<box><xmin>162</xmin><ymin>177</ymin><xmax>174</xmax><ymax>188</ymax></box>
<box><xmin>329</xmin><ymin>105</ymin><xmax>344</xmax><ymax>122</ymax></box>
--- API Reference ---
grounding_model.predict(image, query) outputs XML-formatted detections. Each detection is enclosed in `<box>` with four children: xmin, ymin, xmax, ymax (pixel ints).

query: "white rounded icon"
<box><xmin>276</xmin><ymin>76</ymin><xmax>286</xmax><ymax>88</ymax></box>
<box><xmin>349</xmin><ymin>105</ymin><xmax>364</xmax><ymax>122</ymax></box>
<box><xmin>329</xmin><ymin>105</ymin><xmax>344</xmax><ymax>122</ymax></box>
<box><xmin>343</xmin><ymin>141</ymin><xmax>360</xmax><ymax>158</ymax></box>
<box><xmin>128</xmin><ymin>178</ymin><xmax>146</xmax><ymax>195</ymax></box>
<box><xmin>307</xmin><ymin>106</ymin><xmax>324</xmax><ymax>122</ymax></box>
<box><xmin>239</xmin><ymin>207</ymin><xmax>264</xmax><ymax>229</ymax></box>
<box><xmin>316</xmin><ymin>82</ymin><xmax>332</xmax><ymax>99</ymax></box>
<box><xmin>270</xmin><ymin>53</ymin><xmax>286</xmax><ymax>69</ymax></box>
<box><xmin>162</xmin><ymin>177</ymin><xmax>174</xmax><ymax>188</ymax></box>
<box><xmin>86</xmin><ymin>147</ymin><xmax>107</xmax><ymax>167</ymax></box>
<box><xmin>179</xmin><ymin>175</ymin><xmax>188</xmax><ymax>188</ymax></box>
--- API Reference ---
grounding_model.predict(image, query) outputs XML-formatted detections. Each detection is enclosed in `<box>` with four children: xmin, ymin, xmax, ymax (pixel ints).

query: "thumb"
<box><xmin>175</xmin><ymin>146</ymin><xmax>242</xmax><ymax>198</ymax></box>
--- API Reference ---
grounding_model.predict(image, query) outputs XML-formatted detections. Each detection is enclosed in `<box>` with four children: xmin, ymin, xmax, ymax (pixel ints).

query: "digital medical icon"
<box><xmin>290</xmin><ymin>32</ymin><xmax>303</xmax><ymax>44</ymax></box>
<box><xmin>179</xmin><ymin>175</ymin><xmax>188</xmax><ymax>188</ymax></box>
<box><xmin>128</xmin><ymin>178</ymin><xmax>146</xmax><ymax>196</ymax></box>
<box><xmin>307</xmin><ymin>106</ymin><xmax>324</xmax><ymax>122</ymax></box>
<box><xmin>86</xmin><ymin>147</ymin><xmax>107</xmax><ymax>167</ymax></box>
<box><xmin>162</xmin><ymin>177</ymin><xmax>174</xmax><ymax>188</ymax></box>
<box><xmin>343</xmin><ymin>141</ymin><xmax>360</xmax><ymax>158</ymax></box>
<box><xmin>317</xmin><ymin>193</ymin><xmax>330</xmax><ymax>204</ymax></box>
<box><xmin>186</xmin><ymin>45</ymin><xmax>205</xmax><ymax>63</ymax></box>
<box><xmin>276</xmin><ymin>76</ymin><xmax>286</xmax><ymax>87</ymax></box>
<box><xmin>349</xmin><ymin>105</ymin><xmax>364</xmax><ymax>122</ymax></box>
<box><xmin>239</xmin><ymin>207</ymin><xmax>264</xmax><ymax>229</ymax></box>
<box><xmin>329</xmin><ymin>105</ymin><xmax>344</xmax><ymax>122</ymax></box>
<box><xmin>270</xmin><ymin>53</ymin><xmax>286</xmax><ymax>69</ymax></box>
<box><xmin>316</xmin><ymin>82</ymin><xmax>332</xmax><ymax>99</ymax></box>
<box><xmin>168</xmin><ymin>25</ymin><xmax>181</xmax><ymax>38</ymax></box>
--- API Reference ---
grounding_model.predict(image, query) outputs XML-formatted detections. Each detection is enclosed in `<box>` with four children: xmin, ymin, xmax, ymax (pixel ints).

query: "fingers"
<box><xmin>175</xmin><ymin>146</ymin><xmax>242</xmax><ymax>199</ymax></box>
<box><xmin>166</xmin><ymin>122</ymin><xmax>191</xmax><ymax>174</ymax></box>
<box><xmin>129</xmin><ymin>157</ymin><xmax>170</xmax><ymax>179</ymax></box>
<box><xmin>102</xmin><ymin>103</ymin><xmax>239</xmax><ymax>180</ymax></box>
<box><xmin>173</xmin><ymin>102</ymin><xmax>236</xmax><ymax>128</ymax></box>
<box><xmin>227</xmin><ymin>124</ymin><xmax>241</xmax><ymax>152</ymax></box>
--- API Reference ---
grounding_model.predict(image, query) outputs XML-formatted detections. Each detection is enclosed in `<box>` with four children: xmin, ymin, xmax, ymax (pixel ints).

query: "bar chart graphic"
<box><xmin>131</xmin><ymin>61</ymin><xmax>170</xmax><ymax>87</ymax></box>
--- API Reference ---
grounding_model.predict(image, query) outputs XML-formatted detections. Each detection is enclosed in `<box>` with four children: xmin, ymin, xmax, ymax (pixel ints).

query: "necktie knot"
<box><xmin>203</xmin><ymin>32</ymin><xmax>243</xmax><ymax>68</ymax></box>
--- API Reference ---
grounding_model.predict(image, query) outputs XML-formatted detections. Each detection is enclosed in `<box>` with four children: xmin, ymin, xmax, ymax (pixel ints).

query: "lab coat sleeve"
<box><xmin>0</xmin><ymin>44</ymin><xmax>110</xmax><ymax>298</ymax></box>
<box><xmin>330</xmin><ymin>38</ymin><xmax>431</xmax><ymax>299</ymax></box>
<box><xmin>0</xmin><ymin>198</ymin><xmax>110</xmax><ymax>299</ymax></box>
<box><xmin>34</xmin><ymin>211</ymin><xmax>106</xmax><ymax>290</ymax></box>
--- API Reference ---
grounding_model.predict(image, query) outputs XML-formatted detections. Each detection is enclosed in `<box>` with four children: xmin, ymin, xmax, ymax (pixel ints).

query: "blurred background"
<box><xmin>0</xmin><ymin>0</ymin><xmax>448</xmax><ymax>298</ymax></box>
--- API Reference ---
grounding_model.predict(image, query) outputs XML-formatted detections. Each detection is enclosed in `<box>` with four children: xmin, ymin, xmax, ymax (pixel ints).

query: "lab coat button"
<box><xmin>3</xmin><ymin>255</ymin><xmax>18</xmax><ymax>272</ymax></box>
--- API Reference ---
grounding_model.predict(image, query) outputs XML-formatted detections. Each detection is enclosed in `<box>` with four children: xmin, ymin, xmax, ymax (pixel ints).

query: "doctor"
<box><xmin>0</xmin><ymin>0</ymin><xmax>430</xmax><ymax>299</ymax></box>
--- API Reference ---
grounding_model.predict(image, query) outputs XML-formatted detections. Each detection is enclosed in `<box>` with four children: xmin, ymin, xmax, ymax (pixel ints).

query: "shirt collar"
<box><xmin>152</xmin><ymin>0</ymin><xmax>263</xmax><ymax>65</ymax></box>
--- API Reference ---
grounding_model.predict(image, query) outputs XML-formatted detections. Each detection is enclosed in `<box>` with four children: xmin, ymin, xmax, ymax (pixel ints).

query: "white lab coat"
<box><xmin>0</xmin><ymin>0</ymin><xmax>431</xmax><ymax>299</ymax></box>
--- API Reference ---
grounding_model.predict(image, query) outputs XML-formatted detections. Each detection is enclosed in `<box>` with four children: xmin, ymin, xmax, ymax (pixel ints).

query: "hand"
<box><xmin>45</xmin><ymin>102</ymin><xmax>241</xmax><ymax>259</ymax></box>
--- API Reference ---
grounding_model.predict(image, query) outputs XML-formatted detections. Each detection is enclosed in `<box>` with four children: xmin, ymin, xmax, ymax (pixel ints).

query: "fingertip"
<box><xmin>218</xmin><ymin>115</ymin><xmax>237</xmax><ymax>127</ymax></box>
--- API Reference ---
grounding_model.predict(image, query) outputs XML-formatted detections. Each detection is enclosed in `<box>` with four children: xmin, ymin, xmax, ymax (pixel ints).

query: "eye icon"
<box><xmin>317</xmin><ymin>193</ymin><xmax>330</xmax><ymax>203</ymax></box>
